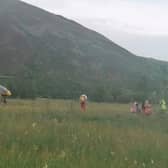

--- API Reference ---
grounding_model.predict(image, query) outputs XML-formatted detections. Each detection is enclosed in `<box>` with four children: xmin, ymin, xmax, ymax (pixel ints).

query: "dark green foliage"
<box><xmin>0</xmin><ymin>0</ymin><xmax>168</xmax><ymax>102</ymax></box>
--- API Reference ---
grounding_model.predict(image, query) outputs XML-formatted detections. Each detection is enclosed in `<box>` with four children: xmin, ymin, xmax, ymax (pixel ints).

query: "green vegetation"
<box><xmin>1</xmin><ymin>0</ymin><xmax>168</xmax><ymax>102</ymax></box>
<box><xmin>0</xmin><ymin>99</ymin><xmax>168</xmax><ymax>167</ymax></box>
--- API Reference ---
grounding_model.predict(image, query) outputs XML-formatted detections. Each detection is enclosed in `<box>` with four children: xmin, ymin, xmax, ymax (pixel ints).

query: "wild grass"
<box><xmin>0</xmin><ymin>99</ymin><xmax>167</xmax><ymax>167</ymax></box>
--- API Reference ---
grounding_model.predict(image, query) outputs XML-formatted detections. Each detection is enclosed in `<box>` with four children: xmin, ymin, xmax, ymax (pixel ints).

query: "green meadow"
<box><xmin>0</xmin><ymin>99</ymin><xmax>168</xmax><ymax>168</ymax></box>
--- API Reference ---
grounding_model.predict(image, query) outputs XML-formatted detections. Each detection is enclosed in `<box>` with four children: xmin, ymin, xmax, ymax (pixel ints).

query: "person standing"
<box><xmin>80</xmin><ymin>94</ymin><xmax>87</xmax><ymax>112</ymax></box>
<box><xmin>160</xmin><ymin>99</ymin><xmax>167</xmax><ymax>112</ymax></box>
<box><xmin>143</xmin><ymin>100</ymin><xmax>152</xmax><ymax>115</ymax></box>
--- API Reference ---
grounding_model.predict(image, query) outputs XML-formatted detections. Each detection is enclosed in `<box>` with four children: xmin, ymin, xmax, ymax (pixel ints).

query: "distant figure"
<box><xmin>80</xmin><ymin>94</ymin><xmax>87</xmax><ymax>111</ymax></box>
<box><xmin>130</xmin><ymin>103</ymin><xmax>135</xmax><ymax>113</ymax></box>
<box><xmin>130</xmin><ymin>101</ymin><xmax>139</xmax><ymax>113</ymax></box>
<box><xmin>141</xmin><ymin>101</ymin><xmax>145</xmax><ymax>113</ymax></box>
<box><xmin>143</xmin><ymin>100</ymin><xmax>152</xmax><ymax>115</ymax></box>
<box><xmin>0</xmin><ymin>85</ymin><xmax>12</xmax><ymax>104</ymax></box>
<box><xmin>160</xmin><ymin>99</ymin><xmax>167</xmax><ymax>112</ymax></box>
<box><xmin>136</xmin><ymin>102</ymin><xmax>142</xmax><ymax>113</ymax></box>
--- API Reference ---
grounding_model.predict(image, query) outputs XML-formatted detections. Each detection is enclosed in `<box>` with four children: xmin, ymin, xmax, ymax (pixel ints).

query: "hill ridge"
<box><xmin>0</xmin><ymin>0</ymin><xmax>168</xmax><ymax>101</ymax></box>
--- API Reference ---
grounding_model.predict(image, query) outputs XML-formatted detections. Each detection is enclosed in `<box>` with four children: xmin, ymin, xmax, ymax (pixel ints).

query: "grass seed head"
<box><xmin>43</xmin><ymin>163</ymin><xmax>48</xmax><ymax>168</ymax></box>
<box><xmin>110</xmin><ymin>152</ymin><xmax>115</xmax><ymax>156</ymax></box>
<box><xmin>151</xmin><ymin>159</ymin><xmax>154</xmax><ymax>164</ymax></box>
<box><xmin>142</xmin><ymin>162</ymin><xmax>146</xmax><ymax>167</ymax></box>
<box><xmin>134</xmin><ymin>160</ymin><xmax>137</xmax><ymax>165</ymax></box>
<box><xmin>32</xmin><ymin>122</ymin><xmax>37</xmax><ymax>128</ymax></box>
<box><xmin>124</xmin><ymin>157</ymin><xmax>128</xmax><ymax>161</ymax></box>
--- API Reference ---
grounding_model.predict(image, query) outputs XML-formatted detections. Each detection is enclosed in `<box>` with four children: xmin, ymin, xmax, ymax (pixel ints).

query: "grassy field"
<box><xmin>0</xmin><ymin>99</ymin><xmax>168</xmax><ymax>168</ymax></box>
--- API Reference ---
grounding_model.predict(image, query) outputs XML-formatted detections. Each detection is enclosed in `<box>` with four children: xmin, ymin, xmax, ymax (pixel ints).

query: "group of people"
<box><xmin>80</xmin><ymin>94</ymin><xmax>168</xmax><ymax>115</ymax></box>
<box><xmin>0</xmin><ymin>85</ymin><xmax>167</xmax><ymax>116</ymax></box>
<box><xmin>130</xmin><ymin>100</ymin><xmax>153</xmax><ymax>115</ymax></box>
<box><xmin>130</xmin><ymin>99</ymin><xmax>168</xmax><ymax>115</ymax></box>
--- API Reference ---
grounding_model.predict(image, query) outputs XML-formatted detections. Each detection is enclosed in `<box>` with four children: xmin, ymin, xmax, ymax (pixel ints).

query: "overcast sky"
<box><xmin>22</xmin><ymin>0</ymin><xmax>168</xmax><ymax>61</ymax></box>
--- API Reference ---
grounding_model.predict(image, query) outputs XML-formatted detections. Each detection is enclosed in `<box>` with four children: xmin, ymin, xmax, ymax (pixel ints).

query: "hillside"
<box><xmin>0</xmin><ymin>0</ymin><xmax>168</xmax><ymax>101</ymax></box>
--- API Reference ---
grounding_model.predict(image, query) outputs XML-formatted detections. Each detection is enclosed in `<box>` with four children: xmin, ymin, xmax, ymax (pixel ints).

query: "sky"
<box><xmin>22</xmin><ymin>0</ymin><xmax>168</xmax><ymax>61</ymax></box>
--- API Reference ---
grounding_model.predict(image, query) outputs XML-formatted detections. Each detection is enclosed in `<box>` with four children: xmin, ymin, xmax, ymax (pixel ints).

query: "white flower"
<box><xmin>124</xmin><ymin>157</ymin><xmax>128</xmax><ymax>161</ymax></box>
<box><xmin>72</xmin><ymin>135</ymin><xmax>78</xmax><ymax>143</ymax></box>
<box><xmin>110</xmin><ymin>152</ymin><xmax>115</xmax><ymax>156</ymax></box>
<box><xmin>134</xmin><ymin>160</ymin><xmax>137</xmax><ymax>165</ymax></box>
<box><xmin>98</xmin><ymin>135</ymin><xmax>102</xmax><ymax>141</ymax></box>
<box><xmin>142</xmin><ymin>162</ymin><xmax>146</xmax><ymax>167</ymax></box>
<box><xmin>24</xmin><ymin>131</ymin><xmax>28</xmax><ymax>135</ymax></box>
<box><xmin>151</xmin><ymin>159</ymin><xmax>154</xmax><ymax>164</ymax></box>
<box><xmin>43</xmin><ymin>163</ymin><xmax>48</xmax><ymax>168</ymax></box>
<box><xmin>54</xmin><ymin>118</ymin><xmax>58</xmax><ymax>123</ymax></box>
<box><xmin>32</xmin><ymin>122</ymin><xmax>37</xmax><ymax>128</ymax></box>
<box><xmin>33</xmin><ymin>145</ymin><xmax>39</xmax><ymax>151</ymax></box>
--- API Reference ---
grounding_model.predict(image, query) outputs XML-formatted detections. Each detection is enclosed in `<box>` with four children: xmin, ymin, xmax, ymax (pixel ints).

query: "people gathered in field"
<box><xmin>130</xmin><ymin>99</ymin><xmax>168</xmax><ymax>115</ymax></box>
<box><xmin>130</xmin><ymin>100</ymin><xmax>153</xmax><ymax>115</ymax></box>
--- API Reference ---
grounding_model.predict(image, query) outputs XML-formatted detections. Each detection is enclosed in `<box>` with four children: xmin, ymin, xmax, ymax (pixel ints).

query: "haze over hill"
<box><xmin>23</xmin><ymin>0</ymin><xmax>168</xmax><ymax>61</ymax></box>
<box><xmin>0</xmin><ymin>0</ymin><xmax>168</xmax><ymax>101</ymax></box>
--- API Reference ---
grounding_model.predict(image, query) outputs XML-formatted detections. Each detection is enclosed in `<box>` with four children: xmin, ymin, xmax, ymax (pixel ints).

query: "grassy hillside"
<box><xmin>0</xmin><ymin>99</ymin><xmax>167</xmax><ymax>167</ymax></box>
<box><xmin>0</xmin><ymin>0</ymin><xmax>168</xmax><ymax>101</ymax></box>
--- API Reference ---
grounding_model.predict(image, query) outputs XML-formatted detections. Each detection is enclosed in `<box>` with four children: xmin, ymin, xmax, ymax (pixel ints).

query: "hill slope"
<box><xmin>0</xmin><ymin>0</ymin><xmax>168</xmax><ymax>101</ymax></box>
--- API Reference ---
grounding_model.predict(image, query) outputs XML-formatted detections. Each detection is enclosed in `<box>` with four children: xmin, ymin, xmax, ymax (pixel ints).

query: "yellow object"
<box><xmin>80</xmin><ymin>96</ymin><xmax>85</xmax><ymax>101</ymax></box>
<box><xmin>2</xmin><ymin>90</ymin><xmax>12</xmax><ymax>96</ymax></box>
<box><xmin>80</xmin><ymin>95</ymin><xmax>87</xmax><ymax>102</ymax></box>
<box><xmin>6</xmin><ymin>90</ymin><xmax>12</xmax><ymax>96</ymax></box>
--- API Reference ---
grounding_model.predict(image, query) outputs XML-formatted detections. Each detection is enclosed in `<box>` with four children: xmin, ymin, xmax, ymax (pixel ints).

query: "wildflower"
<box><xmin>54</xmin><ymin>118</ymin><xmax>58</xmax><ymax>123</ymax></box>
<box><xmin>58</xmin><ymin>150</ymin><xmax>66</xmax><ymax>159</ymax></box>
<box><xmin>110</xmin><ymin>151</ymin><xmax>115</xmax><ymax>156</ymax></box>
<box><xmin>98</xmin><ymin>135</ymin><xmax>102</xmax><ymax>141</ymax></box>
<box><xmin>24</xmin><ymin>131</ymin><xmax>28</xmax><ymax>135</ymax></box>
<box><xmin>32</xmin><ymin>122</ymin><xmax>37</xmax><ymax>128</ymax></box>
<box><xmin>33</xmin><ymin>145</ymin><xmax>39</xmax><ymax>151</ymax></box>
<box><xmin>18</xmin><ymin>152</ymin><xmax>23</xmax><ymax>159</ymax></box>
<box><xmin>134</xmin><ymin>160</ymin><xmax>137</xmax><ymax>165</ymax></box>
<box><xmin>124</xmin><ymin>157</ymin><xmax>128</xmax><ymax>161</ymax></box>
<box><xmin>72</xmin><ymin>135</ymin><xmax>77</xmax><ymax>143</ymax></box>
<box><xmin>151</xmin><ymin>159</ymin><xmax>154</xmax><ymax>164</ymax></box>
<box><xmin>43</xmin><ymin>163</ymin><xmax>48</xmax><ymax>168</ymax></box>
<box><xmin>142</xmin><ymin>162</ymin><xmax>146</xmax><ymax>167</ymax></box>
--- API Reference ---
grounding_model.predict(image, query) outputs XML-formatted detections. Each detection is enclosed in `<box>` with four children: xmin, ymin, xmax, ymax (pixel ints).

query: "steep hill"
<box><xmin>0</xmin><ymin>0</ymin><xmax>168</xmax><ymax>101</ymax></box>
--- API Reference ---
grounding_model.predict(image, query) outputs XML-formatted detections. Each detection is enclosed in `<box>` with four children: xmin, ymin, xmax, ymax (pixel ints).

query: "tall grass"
<box><xmin>0</xmin><ymin>99</ymin><xmax>167</xmax><ymax>167</ymax></box>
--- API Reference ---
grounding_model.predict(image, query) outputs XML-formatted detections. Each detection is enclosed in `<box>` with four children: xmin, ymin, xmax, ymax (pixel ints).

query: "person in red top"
<box><xmin>80</xmin><ymin>94</ymin><xmax>87</xmax><ymax>112</ymax></box>
<box><xmin>143</xmin><ymin>100</ymin><xmax>152</xmax><ymax>115</ymax></box>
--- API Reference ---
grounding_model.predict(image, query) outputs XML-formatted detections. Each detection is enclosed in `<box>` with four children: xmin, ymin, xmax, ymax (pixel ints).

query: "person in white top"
<box><xmin>0</xmin><ymin>85</ymin><xmax>12</xmax><ymax>104</ymax></box>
